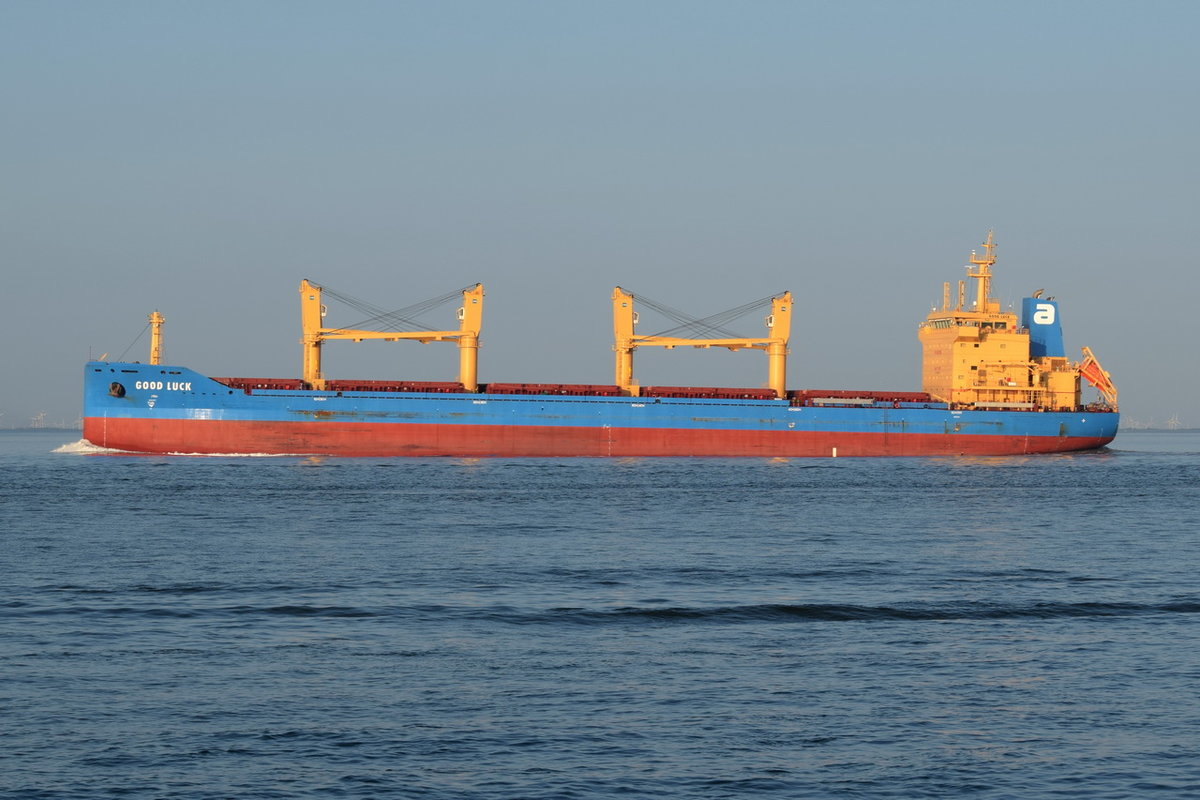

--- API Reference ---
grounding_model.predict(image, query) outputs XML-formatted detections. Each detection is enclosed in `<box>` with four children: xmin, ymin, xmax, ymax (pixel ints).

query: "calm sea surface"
<box><xmin>2</xmin><ymin>429</ymin><xmax>1199</xmax><ymax>799</ymax></box>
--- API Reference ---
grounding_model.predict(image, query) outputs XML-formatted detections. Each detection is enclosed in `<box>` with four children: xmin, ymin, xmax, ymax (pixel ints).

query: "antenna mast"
<box><xmin>966</xmin><ymin>230</ymin><xmax>997</xmax><ymax>312</ymax></box>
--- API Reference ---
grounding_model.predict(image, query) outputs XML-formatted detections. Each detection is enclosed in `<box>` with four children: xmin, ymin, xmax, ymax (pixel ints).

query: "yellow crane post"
<box><xmin>148</xmin><ymin>311</ymin><xmax>165</xmax><ymax>365</ymax></box>
<box><xmin>612</xmin><ymin>287</ymin><xmax>639</xmax><ymax>396</ymax></box>
<box><xmin>300</xmin><ymin>280</ymin><xmax>326</xmax><ymax>387</ymax></box>
<box><xmin>456</xmin><ymin>284</ymin><xmax>484</xmax><ymax>393</ymax></box>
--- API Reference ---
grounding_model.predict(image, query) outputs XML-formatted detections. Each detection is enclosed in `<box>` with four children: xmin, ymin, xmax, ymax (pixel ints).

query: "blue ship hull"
<box><xmin>82</xmin><ymin>362</ymin><xmax>1119</xmax><ymax>457</ymax></box>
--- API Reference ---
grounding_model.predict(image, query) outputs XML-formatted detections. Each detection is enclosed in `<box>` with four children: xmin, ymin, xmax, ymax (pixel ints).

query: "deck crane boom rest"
<box><xmin>612</xmin><ymin>287</ymin><xmax>793</xmax><ymax>399</ymax></box>
<box><xmin>299</xmin><ymin>280</ymin><xmax>484</xmax><ymax>392</ymax></box>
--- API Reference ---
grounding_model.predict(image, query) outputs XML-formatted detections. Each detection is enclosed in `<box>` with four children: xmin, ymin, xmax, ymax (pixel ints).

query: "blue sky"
<box><xmin>3</xmin><ymin>0</ymin><xmax>1196</xmax><ymax>429</ymax></box>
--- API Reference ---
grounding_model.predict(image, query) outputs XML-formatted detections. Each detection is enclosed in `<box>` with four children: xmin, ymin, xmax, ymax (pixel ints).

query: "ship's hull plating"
<box><xmin>83</xmin><ymin>363</ymin><xmax>1119</xmax><ymax>457</ymax></box>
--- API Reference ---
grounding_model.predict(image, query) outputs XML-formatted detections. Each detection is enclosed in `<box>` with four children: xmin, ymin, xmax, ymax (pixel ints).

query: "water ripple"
<box><xmin>6</xmin><ymin>598</ymin><xmax>1200</xmax><ymax>624</ymax></box>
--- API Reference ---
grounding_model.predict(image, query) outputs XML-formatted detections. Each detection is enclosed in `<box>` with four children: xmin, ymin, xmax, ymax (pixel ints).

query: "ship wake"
<box><xmin>53</xmin><ymin>439</ymin><xmax>130</xmax><ymax>455</ymax></box>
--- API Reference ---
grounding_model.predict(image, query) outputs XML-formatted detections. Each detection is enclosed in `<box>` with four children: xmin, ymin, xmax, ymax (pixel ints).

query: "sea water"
<box><xmin>2</xmin><ymin>429</ymin><xmax>1198</xmax><ymax>799</ymax></box>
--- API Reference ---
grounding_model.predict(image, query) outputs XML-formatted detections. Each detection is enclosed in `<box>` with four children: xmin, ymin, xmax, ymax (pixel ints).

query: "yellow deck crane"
<box><xmin>299</xmin><ymin>280</ymin><xmax>484</xmax><ymax>391</ymax></box>
<box><xmin>612</xmin><ymin>287</ymin><xmax>793</xmax><ymax>398</ymax></box>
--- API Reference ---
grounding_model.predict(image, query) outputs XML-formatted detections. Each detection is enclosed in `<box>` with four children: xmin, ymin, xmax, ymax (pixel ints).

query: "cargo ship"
<box><xmin>82</xmin><ymin>233</ymin><xmax>1118</xmax><ymax>457</ymax></box>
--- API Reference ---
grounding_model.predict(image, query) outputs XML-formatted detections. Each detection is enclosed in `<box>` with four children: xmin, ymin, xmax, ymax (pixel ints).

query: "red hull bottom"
<box><xmin>84</xmin><ymin>418</ymin><xmax>1113</xmax><ymax>457</ymax></box>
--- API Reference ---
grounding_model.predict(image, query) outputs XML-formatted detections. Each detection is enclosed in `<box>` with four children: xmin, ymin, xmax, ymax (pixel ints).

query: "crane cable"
<box><xmin>317</xmin><ymin>285</ymin><xmax>473</xmax><ymax>333</ymax></box>
<box><xmin>631</xmin><ymin>292</ymin><xmax>783</xmax><ymax>339</ymax></box>
<box><xmin>115</xmin><ymin>320</ymin><xmax>152</xmax><ymax>362</ymax></box>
